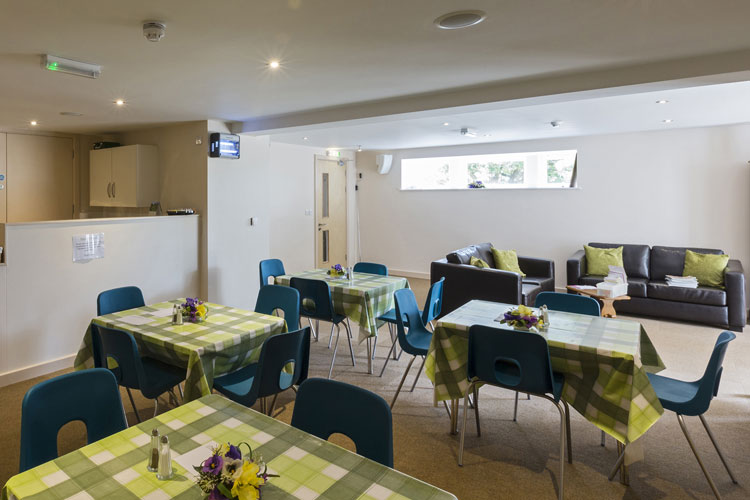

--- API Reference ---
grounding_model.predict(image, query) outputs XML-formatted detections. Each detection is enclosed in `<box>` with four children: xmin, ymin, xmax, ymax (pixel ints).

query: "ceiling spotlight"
<box><xmin>443</xmin><ymin>122</ymin><xmax>450</xmax><ymax>126</ymax></box>
<box><xmin>460</xmin><ymin>127</ymin><xmax>477</xmax><ymax>137</ymax></box>
<box><xmin>42</xmin><ymin>54</ymin><xmax>101</xmax><ymax>79</ymax></box>
<box><xmin>268</xmin><ymin>60</ymin><xmax>280</xmax><ymax>69</ymax></box>
<box><xmin>143</xmin><ymin>21</ymin><xmax>166</xmax><ymax>42</ymax></box>
<box><xmin>662</xmin><ymin>119</ymin><xmax>673</xmax><ymax>123</ymax></box>
<box><xmin>435</xmin><ymin>10</ymin><xmax>487</xmax><ymax>29</ymax></box>
<box><xmin>550</xmin><ymin>120</ymin><xmax>563</xmax><ymax>128</ymax></box>
<box><xmin>656</xmin><ymin>99</ymin><xmax>669</xmax><ymax>104</ymax></box>
<box><xmin>115</xmin><ymin>99</ymin><xmax>125</xmax><ymax>106</ymax></box>
<box><xmin>357</xmin><ymin>145</ymin><xmax>363</xmax><ymax>152</ymax></box>
<box><xmin>303</xmin><ymin>136</ymin><xmax>309</xmax><ymax>141</ymax></box>
<box><xmin>30</xmin><ymin>120</ymin><xmax>38</xmax><ymax>126</ymax></box>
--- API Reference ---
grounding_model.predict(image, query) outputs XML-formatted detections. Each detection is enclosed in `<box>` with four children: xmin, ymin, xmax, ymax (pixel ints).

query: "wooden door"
<box><xmin>111</xmin><ymin>145</ymin><xmax>137</xmax><ymax>206</ymax></box>
<box><xmin>89</xmin><ymin>148</ymin><xmax>112</xmax><ymax>206</ymax></box>
<box><xmin>315</xmin><ymin>157</ymin><xmax>347</xmax><ymax>268</ymax></box>
<box><xmin>7</xmin><ymin>134</ymin><xmax>73</xmax><ymax>222</ymax></box>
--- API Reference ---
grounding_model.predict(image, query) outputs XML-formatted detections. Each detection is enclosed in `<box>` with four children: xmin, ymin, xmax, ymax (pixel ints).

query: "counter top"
<box><xmin>4</xmin><ymin>214</ymin><xmax>199</xmax><ymax>227</ymax></box>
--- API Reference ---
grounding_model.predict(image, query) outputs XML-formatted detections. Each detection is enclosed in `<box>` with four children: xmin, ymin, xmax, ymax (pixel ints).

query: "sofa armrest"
<box><xmin>567</xmin><ymin>249</ymin><xmax>586</xmax><ymax>285</ymax></box>
<box><xmin>725</xmin><ymin>259</ymin><xmax>746</xmax><ymax>330</ymax></box>
<box><xmin>518</xmin><ymin>256</ymin><xmax>554</xmax><ymax>279</ymax></box>
<box><xmin>431</xmin><ymin>259</ymin><xmax>523</xmax><ymax>316</ymax></box>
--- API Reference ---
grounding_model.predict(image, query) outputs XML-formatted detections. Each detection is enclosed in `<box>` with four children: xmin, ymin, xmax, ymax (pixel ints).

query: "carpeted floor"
<box><xmin>1</xmin><ymin>279</ymin><xmax>748</xmax><ymax>499</ymax></box>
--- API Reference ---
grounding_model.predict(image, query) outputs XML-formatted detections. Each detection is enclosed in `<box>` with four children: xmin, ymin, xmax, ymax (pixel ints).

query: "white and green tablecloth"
<box><xmin>425</xmin><ymin>300</ymin><xmax>665</xmax><ymax>445</ymax></box>
<box><xmin>2</xmin><ymin>394</ymin><xmax>456</xmax><ymax>500</ymax></box>
<box><xmin>73</xmin><ymin>300</ymin><xmax>287</xmax><ymax>402</ymax></box>
<box><xmin>275</xmin><ymin>270</ymin><xmax>409</xmax><ymax>343</ymax></box>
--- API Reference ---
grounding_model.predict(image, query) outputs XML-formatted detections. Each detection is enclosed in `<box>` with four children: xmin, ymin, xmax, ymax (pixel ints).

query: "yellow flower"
<box><xmin>196</xmin><ymin>304</ymin><xmax>208</xmax><ymax>318</ymax></box>
<box><xmin>517</xmin><ymin>305</ymin><xmax>533</xmax><ymax>316</ymax></box>
<box><xmin>231</xmin><ymin>461</ymin><xmax>265</xmax><ymax>500</ymax></box>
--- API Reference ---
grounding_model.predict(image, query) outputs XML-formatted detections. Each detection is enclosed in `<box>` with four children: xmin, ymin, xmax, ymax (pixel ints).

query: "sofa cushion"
<box><xmin>588</xmin><ymin>242</ymin><xmax>650</xmax><ymax>279</ymax></box>
<box><xmin>650</xmin><ymin>246</ymin><xmax>724</xmax><ymax>281</ymax></box>
<box><xmin>470</xmin><ymin>256</ymin><xmax>490</xmax><ymax>268</ymax></box>
<box><xmin>521</xmin><ymin>283</ymin><xmax>542</xmax><ymax>306</ymax></box>
<box><xmin>446</xmin><ymin>242</ymin><xmax>495</xmax><ymax>266</ymax></box>
<box><xmin>683</xmin><ymin>250</ymin><xmax>729</xmax><ymax>288</ymax></box>
<box><xmin>647</xmin><ymin>281</ymin><xmax>726</xmax><ymax>307</ymax></box>
<box><xmin>579</xmin><ymin>275</ymin><xmax>647</xmax><ymax>298</ymax></box>
<box><xmin>491</xmin><ymin>247</ymin><xmax>525</xmax><ymax>277</ymax></box>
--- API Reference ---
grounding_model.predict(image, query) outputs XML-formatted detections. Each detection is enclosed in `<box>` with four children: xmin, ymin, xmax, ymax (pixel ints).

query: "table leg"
<box><xmin>615</xmin><ymin>441</ymin><xmax>629</xmax><ymax>485</ymax></box>
<box><xmin>449</xmin><ymin>398</ymin><xmax>459</xmax><ymax>435</ymax></box>
<box><xmin>601</xmin><ymin>299</ymin><xmax>617</xmax><ymax>318</ymax></box>
<box><xmin>366</xmin><ymin>338</ymin><xmax>373</xmax><ymax>374</ymax></box>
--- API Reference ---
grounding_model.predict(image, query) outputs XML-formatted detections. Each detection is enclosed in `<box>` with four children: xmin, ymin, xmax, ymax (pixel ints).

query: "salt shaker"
<box><xmin>147</xmin><ymin>429</ymin><xmax>160</xmax><ymax>472</ymax></box>
<box><xmin>173</xmin><ymin>305</ymin><xmax>183</xmax><ymax>325</ymax></box>
<box><xmin>157</xmin><ymin>435</ymin><xmax>173</xmax><ymax>480</ymax></box>
<box><xmin>541</xmin><ymin>305</ymin><xmax>550</xmax><ymax>326</ymax></box>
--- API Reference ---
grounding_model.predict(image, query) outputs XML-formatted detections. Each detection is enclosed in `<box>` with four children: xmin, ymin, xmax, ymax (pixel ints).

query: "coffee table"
<box><xmin>566</xmin><ymin>285</ymin><xmax>630</xmax><ymax>318</ymax></box>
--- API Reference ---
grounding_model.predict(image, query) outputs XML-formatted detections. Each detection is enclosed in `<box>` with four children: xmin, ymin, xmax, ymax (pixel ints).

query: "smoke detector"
<box><xmin>143</xmin><ymin>21</ymin><xmax>166</xmax><ymax>42</ymax></box>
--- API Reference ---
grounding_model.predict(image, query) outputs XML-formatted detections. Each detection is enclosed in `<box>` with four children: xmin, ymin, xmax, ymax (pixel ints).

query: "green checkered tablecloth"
<box><xmin>425</xmin><ymin>300</ymin><xmax>666</xmax><ymax>445</ymax></box>
<box><xmin>275</xmin><ymin>270</ymin><xmax>409</xmax><ymax>343</ymax></box>
<box><xmin>2</xmin><ymin>394</ymin><xmax>456</xmax><ymax>500</ymax></box>
<box><xmin>73</xmin><ymin>300</ymin><xmax>287</xmax><ymax>402</ymax></box>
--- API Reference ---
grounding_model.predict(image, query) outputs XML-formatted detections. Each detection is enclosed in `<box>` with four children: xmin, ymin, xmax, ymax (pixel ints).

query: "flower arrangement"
<box><xmin>182</xmin><ymin>297</ymin><xmax>209</xmax><ymax>323</ymax></box>
<box><xmin>326</xmin><ymin>264</ymin><xmax>345</xmax><ymax>277</ymax></box>
<box><xmin>194</xmin><ymin>442</ymin><xmax>276</xmax><ymax>500</ymax></box>
<box><xmin>468</xmin><ymin>180</ymin><xmax>485</xmax><ymax>189</ymax></box>
<box><xmin>500</xmin><ymin>305</ymin><xmax>545</xmax><ymax>331</ymax></box>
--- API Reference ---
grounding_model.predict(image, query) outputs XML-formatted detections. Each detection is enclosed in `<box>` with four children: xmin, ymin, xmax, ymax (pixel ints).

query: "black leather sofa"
<box><xmin>567</xmin><ymin>242</ymin><xmax>746</xmax><ymax>331</ymax></box>
<box><xmin>430</xmin><ymin>242</ymin><xmax>555</xmax><ymax>316</ymax></box>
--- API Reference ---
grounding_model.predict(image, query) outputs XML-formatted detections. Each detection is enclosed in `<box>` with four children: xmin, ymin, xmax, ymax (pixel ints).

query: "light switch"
<box><xmin>304</xmin><ymin>209</ymin><xmax>313</xmax><ymax>216</ymax></box>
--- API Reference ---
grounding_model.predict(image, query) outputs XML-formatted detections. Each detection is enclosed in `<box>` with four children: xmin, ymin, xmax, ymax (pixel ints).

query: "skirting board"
<box><xmin>0</xmin><ymin>353</ymin><xmax>75</xmax><ymax>388</ymax></box>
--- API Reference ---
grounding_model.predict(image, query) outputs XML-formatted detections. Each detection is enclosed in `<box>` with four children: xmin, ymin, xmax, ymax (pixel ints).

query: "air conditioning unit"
<box><xmin>376</xmin><ymin>154</ymin><xmax>393</xmax><ymax>175</ymax></box>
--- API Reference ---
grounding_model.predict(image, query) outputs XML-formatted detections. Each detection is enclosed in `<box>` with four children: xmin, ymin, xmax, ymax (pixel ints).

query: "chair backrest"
<box><xmin>353</xmin><ymin>262</ymin><xmax>388</xmax><ymax>276</ymax></box>
<box><xmin>253</xmin><ymin>327</ymin><xmax>310</xmax><ymax>401</ymax></box>
<box><xmin>467</xmin><ymin>325</ymin><xmax>557</xmax><ymax>399</ymax></box>
<box><xmin>291</xmin><ymin>378</ymin><xmax>393</xmax><ymax>467</ymax></box>
<box><xmin>422</xmin><ymin>277</ymin><xmax>445</xmax><ymax>324</ymax></box>
<box><xmin>255</xmin><ymin>285</ymin><xmax>300</xmax><ymax>331</ymax></box>
<box><xmin>20</xmin><ymin>368</ymin><xmax>127</xmax><ymax>472</ymax></box>
<box><xmin>689</xmin><ymin>331</ymin><xmax>736</xmax><ymax>415</ymax></box>
<box><xmin>96</xmin><ymin>326</ymin><xmax>150</xmax><ymax>395</ymax></box>
<box><xmin>97</xmin><ymin>286</ymin><xmax>145</xmax><ymax>316</ymax></box>
<box><xmin>259</xmin><ymin>259</ymin><xmax>286</xmax><ymax>288</ymax></box>
<box><xmin>535</xmin><ymin>291</ymin><xmax>600</xmax><ymax>317</ymax></box>
<box><xmin>394</xmin><ymin>288</ymin><xmax>432</xmax><ymax>355</ymax></box>
<box><xmin>290</xmin><ymin>277</ymin><xmax>335</xmax><ymax>322</ymax></box>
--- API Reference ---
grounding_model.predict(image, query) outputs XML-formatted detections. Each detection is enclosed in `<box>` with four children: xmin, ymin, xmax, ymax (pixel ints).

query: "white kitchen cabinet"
<box><xmin>89</xmin><ymin>145</ymin><xmax>158</xmax><ymax>207</ymax></box>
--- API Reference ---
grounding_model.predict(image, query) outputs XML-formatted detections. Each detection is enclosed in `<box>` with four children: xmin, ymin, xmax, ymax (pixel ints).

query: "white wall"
<box><xmin>356</xmin><ymin>123</ymin><xmax>750</xmax><ymax>288</ymax></box>
<box><xmin>0</xmin><ymin>216</ymin><xmax>199</xmax><ymax>385</ymax></box>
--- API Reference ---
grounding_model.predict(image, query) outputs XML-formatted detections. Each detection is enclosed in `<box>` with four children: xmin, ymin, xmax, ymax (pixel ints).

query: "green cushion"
<box><xmin>584</xmin><ymin>245</ymin><xmax>624</xmax><ymax>276</ymax></box>
<box><xmin>470</xmin><ymin>256</ymin><xmax>490</xmax><ymax>269</ymax></box>
<box><xmin>683</xmin><ymin>250</ymin><xmax>728</xmax><ymax>288</ymax></box>
<box><xmin>491</xmin><ymin>247</ymin><xmax>525</xmax><ymax>277</ymax></box>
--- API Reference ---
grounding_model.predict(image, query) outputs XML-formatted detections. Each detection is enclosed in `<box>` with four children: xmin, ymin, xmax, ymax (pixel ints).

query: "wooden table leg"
<box><xmin>601</xmin><ymin>298</ymin><xmax>617</xmax><ymax>318</ymax></box>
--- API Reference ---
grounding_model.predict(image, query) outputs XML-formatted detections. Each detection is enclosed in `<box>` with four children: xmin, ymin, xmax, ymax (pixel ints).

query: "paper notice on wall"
<box><xmin>72</xmin><ymin>233</ymin><xmax>104</xmax><ymax>262</ymax></box>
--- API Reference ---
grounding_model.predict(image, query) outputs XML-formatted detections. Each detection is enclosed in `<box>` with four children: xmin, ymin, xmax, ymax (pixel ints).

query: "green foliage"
<box><xmin>547</xmin><ymin>158</ymin><xmax>574</xmax><ymax>184</ymax></box>
<box><xmin>467</xmin><ymin>161</ymin><xmax>524</xmax><ymax>185</ymax></box>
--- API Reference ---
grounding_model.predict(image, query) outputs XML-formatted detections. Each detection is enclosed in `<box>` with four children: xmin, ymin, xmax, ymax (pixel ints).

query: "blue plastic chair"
<box><xmin>255</xmin><ymin>284</ymin><xmax>300</xmax><ymax>331</ymax></box>
<box><xmin>618</xmin><ymin>331</ymin><xmax>736</xmax><ymax>499</ymax></box>
<box><xmin>352</xmin><ymin>262</ymin><xmax>388</xmax><ymax>276</ymax></box>
<box><xmin>94</xmin><ymin>286</ymin><xmax>146</xmax><ymax>369</ymax></box>
<box><xmin>290</xmin><ymin>277</ymin><xmax>355</xmax><ymax>378</ymax></box>
<box><xmin>19</xmin><ymin>369</ymin><xmax>127</xmax><ymax>472</ymax></box>
<box><xmin>378</xmin><ymin>278</ymin><xmax>444</xmax><ymax>373</ymax></box>
<box><xmin>535</xmin><ymin>291</ymin><xmax>600</xmax><ymax>317</ymax></box>
<box><xmin>259</xmin><ymin>259</ymin><xmax>286</xmax><ymax>288</ymax></box>
<box><xmin>213</xmin><ymin>327</ymin><xmax>311</xmax><ymax>416</ymax></box>
<box><xmin>97</xmin><ymin>325</ymin><xmax>186</xmax><ymax>423</ymax></box>
<box><xmin>387</xmin><ymin>289</ymin><xmax>434</xmax><ymax>408</ymax></box>
<box><xmin>292</xmin><ymin>378</ymin><xmax>393</xmax><ymax>467</ymax></box>
<box><xmin>459</xmin><ymin>325</ymin><xmax>572</xmax><ymax>500</ymax></box>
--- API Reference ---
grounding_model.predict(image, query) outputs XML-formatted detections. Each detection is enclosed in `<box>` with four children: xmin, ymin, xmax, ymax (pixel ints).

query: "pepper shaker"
<box><xmin>147</xmin><ymin>429</ymin><xmax>160</xmax><ymax>472</ymax></box>
<box><xmin>157</xmin><ymin>435</ymin><xmax>173</xmax><ymax>480</ymax></box>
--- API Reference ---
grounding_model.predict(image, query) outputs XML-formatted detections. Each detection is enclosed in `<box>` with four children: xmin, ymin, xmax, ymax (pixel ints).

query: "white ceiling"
<box><xmin>4</xmin><ymin>0</ymin><xmax>750</xmax><ymax>134</ymax></box>
<box><xmin>268</xmin><ymin>81</ymin><xmax>750</xmax><ymax>150</ymax></box>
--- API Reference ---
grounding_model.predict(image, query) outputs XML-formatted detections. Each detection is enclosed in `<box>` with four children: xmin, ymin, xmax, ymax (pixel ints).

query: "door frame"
<box><xmin>313</xmin><ymin>154</ymin><xmax>349</xmax><ymax>269</ymax></box>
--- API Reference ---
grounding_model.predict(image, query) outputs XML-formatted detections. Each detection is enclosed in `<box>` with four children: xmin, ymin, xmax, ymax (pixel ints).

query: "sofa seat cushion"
<box><xmin>647</xmin><ymin>281</ymin><xmax>726</xmax><ymax>307</ymax></box>
<box><xmin>523</xmin><ymin>276</ymin><xmax>555</xmax><ymax>292</ymax></box>
<box><xmin>446</xmin><ymin>242</ymin><xmax>495</xmax><ymax>267</ymax></box>
<box><xmin>522</xmin><ymin>283</ymin><xmax>542</xmax><ymax>306</ymax></box>
<box><xmin>578</xmin><ymin>275</ymin><xmax>647</xmax><ymax>298</ymax></box>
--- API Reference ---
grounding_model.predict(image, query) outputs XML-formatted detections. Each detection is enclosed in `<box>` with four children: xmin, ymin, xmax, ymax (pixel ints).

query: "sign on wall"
<box><xmin>73</xmin><ymin>233</ymin><xmax>104</xmax><ymax>262</ymax></box>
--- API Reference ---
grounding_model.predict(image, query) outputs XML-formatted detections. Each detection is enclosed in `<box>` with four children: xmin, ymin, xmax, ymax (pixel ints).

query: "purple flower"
<box><xmin>202</xmin><ymin>454</ymin><xmax>224</xmax><ymax>475</ymax></box>
<box><xmin>208</xmin><ymin>488</ymin><xmax>229</xmax><ymax>500</ymax></box>
<box><xmin>225</xmin><ymin>444</ymin><xmax>242</xmax><ymax>460</ymax></box>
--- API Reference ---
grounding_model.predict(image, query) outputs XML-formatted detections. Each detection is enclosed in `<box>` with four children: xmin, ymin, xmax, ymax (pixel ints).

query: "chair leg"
<box><xmin>554</xmin><ymin>400</ymin><xmax>567</xmax><ymax>500</ymax></box>
<box><xmin>307</xmin><ymin>318</ymin><xmax>318</xmax><ymax>342</ymax></box>
<box><xmin>677</xmin><ymin>414</ymin><xmax>722</xmax><ymax>500</ymax></box>
<box><xmin>409</xmin><ymin>355</ymin><xmax>426</xmax><ymax>392</ymax></box>
<box><xmin>473</xmin><ymin>385</ymin><xmax>481</xmax><ymax>437</ymax></box>
<box><xmin>379</xmin><ymin>340</ymin><xmax>397</xmax><ymax>377</ymax></box>
<box><xmin>390</xmin><ymin>355</ymin><xmax>417</xmax><ymax>409</ymax></box>
<box><xmin>601</xmin><ymin>430</ymin><xmax>606</xmax><ymax>447</ymax></box>
<box><xmin>177</xmin><ymin>384</ymin><xmax>184</xmax><ymax>403</ymax></box>
<box><xmin>513</xmin><ymin>391</ymin><xmax>519</xmax><ymax>422</ymax></box>
<box><xmin>268</xmin><ymin>393</ymin><xmax>279</xmax><ymax>416</ymax></box>
<box><xmin>699</xmin><ymin>415</ymin><xmax>738</xmax><ymax>484</ymax></box>
<box><xmin>328</xmin><ymin>324</ymin><xmax>342</xmax><ymax>379</ymax></box>
<box><xmin>153</xmin><ymin>396</ymin><xmax>159</xmax><ymax>418</ymax></box>
<box><xmin>327</xmin><ymin>323</ymin><xmax>335</xmax><ymax>349</ymax></box>
<box><xmin>458</xmin><ymin>382</ymin><xmax>474</xmax><ymax>466</ymax></box>
<box><xmin>344</xmin><ymin>321</ymin><xmax>356</xmax><ymax>367</ymax></box>
<box><xmin>562</xmin><ymin>400</ymin><xmax>572</xmax><ymax>463</ymax></box>
<box><xmin>126</xmin><ymin>388</ymin><xmax>141</xmax><ymax>423</ymax></box>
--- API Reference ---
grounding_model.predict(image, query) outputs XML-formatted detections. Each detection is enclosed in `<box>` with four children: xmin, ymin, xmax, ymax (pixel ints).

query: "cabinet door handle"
<box><xmin>107</xmin><ymin>182</ymin><xmax>112</xmax><ymax>198</ymax></box>
<box><xmin>112</xmin><ymin>182</ymin><xmax>116</xmax><ymax>198</ymax></box>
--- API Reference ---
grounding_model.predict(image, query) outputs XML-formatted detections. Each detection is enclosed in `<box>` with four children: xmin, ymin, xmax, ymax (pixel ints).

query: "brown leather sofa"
<box><xmin>430</xmin><ymin>243</ymin><xmax>555</xmax><ymax>316</ymax></box>
<box><xmin>567</xmin><ymin>242</ymin><xmax>746</xmax><ymax>331</ymax></box>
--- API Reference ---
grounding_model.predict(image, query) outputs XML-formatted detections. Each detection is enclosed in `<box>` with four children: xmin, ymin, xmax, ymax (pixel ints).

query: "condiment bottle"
<box><xmin>157</xmin><ymin>435</ymin><xmax>173</xmax><ymax>480</ymax></box>
<box><xmin>147</xmin><ymin>429</ymin><xmax>160</xmax><ymax>472</ymax></box>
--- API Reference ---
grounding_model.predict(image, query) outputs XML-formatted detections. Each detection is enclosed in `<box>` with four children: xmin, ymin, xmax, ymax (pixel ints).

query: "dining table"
<box><xmin>73</xmin><ymin>299</ymin><xmax>292</xmax><ymax>402</ymax></box>
<box><xmin>275</xmin><ymin>269</ymin><xmax>409</xmax><ymax>374</ymax></box>
<box><xmin>1</xmin><ymin>394</ymin><xmax>457</xmax><ymax>500</ymax></box>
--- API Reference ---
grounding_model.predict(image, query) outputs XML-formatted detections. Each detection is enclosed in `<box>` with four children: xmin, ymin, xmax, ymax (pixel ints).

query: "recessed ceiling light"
<box><xmin>60</xmin><ymin>111</ymin><xmax>83</xmax><ymax>116</ymax></box>
<box><xmin>30</xmin><ymin>120</ymin><xmax>38</xmax><ymax>126</ymax></box>
<box><xmin>268</xmin><ymin>60</ymin><xmax>280</xmax><ymax>69</ymax></box>
<box><xmin>357</xmin><ymin>145</ymin><xmax>363</xmax><ymax>152</ymax></box>
<box><xmin>115</xmin><ymin>99</ymin><xmax>125</xmax><ymax>106</ymax></box>
<box><xmin>663</xmin><ymin>119</ymin><xmax>673</xmax><ymax>123</ymax></box>
<box><xmin>303</xmin><ymin>136</ymin><xmax>309</xmax><ymax>141</ymax></box>
<box><xmin>443</xmin><ymin>122</ymin><xmax>450</xmax><ymax>126</ymax></box>
<box><xmin>434</xmin><ymin>10</ymin><xmax>487</xmax><ymax>29</ymax></box>
<box><xmin>656</xmin><ymin>99</ymin><xmax>669</xmax><ymax>104</ymax></box>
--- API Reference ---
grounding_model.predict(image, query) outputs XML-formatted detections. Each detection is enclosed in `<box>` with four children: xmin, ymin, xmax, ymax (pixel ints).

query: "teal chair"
<box><xmin>20</xmin><ymin>369</ymin><xmax>127</xmax><ymax>472</ymax></box>
<box><xmin>352</xmin><ymin>262</ymin><xmax>388</xmax><ymax>276</ymax></box>
<box><xmin>255</xmin><ymin>284</ymin><xmax>300</xmax><ymax>331</ymax></box>
<box><xmin>292</xmin><ymin>378</ymin><xmax>393</xmax><ymax>467</ymax></box>
<box><xmin>535</xmin><ymin>291</ymin><xmax>600</xmax><ymax>316</ymax></box>
<box><xmin>213</xmin><ymin>327</ymin><xmax>310</xmax><ymax>416</ymax></box>
<box><xmin>259</xmin><ymin>259</ymin><xmax>285</xmax><ymax>288</ymax></box>
<box><xmin>459</xmin><ymin>325</ymin><xmax>572</xmax><ymax>500</ymax></box>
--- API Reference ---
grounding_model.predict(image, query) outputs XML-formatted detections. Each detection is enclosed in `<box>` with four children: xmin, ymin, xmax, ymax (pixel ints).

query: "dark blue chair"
<box><xmin>535</xmin><ymin>291</ymin><xmax>600</xmax><ymax>317</ymax></box>
<box><xmin>378</xmin><ymin>278</ymin><xmax>444</xmax><ymax>373</ymax></box>
<box><xmin>627</xmin><ymin>332</ymin><xmax>736</xmax><ymax>499</ymax></box>
<box><xmin>255</xmin><ymin>284</ymin><xmax>300</xmax><ymax>331</ymax></box>
<box><xmin>259</xmin><ymin>259</ymin><xmax>285</xmax><ymax>288</ymax></box>
<box><xmin>291</xmin><ymin>277</ymin><xmax>355</xmax><ymax>378</ymax></box>
<box><xmin>459</xmin><ymin>325</ymin><xmax>571</xmax><ymax>500</ymax></box>
<box><xmin>353</xmin><ymin>262</ymin><xmax>388</xmax><ymax>276</ymax></box>
<box><xmin>387</xmin><ymin>289</ymin><xmax>434</xmax><ymax>408</ymax></box>
<box><xmin>97</xmin><ymin>325</ymin><xmax>186</xmax><ymax>423</ymax></box>
<box><xmin>20</xmin><ymin>369</ymin><xmax>127</xmax><ymax>472</ymax></box>
<box><xmin>213</xmin><ymin>327</ymin><xmax>311</xmax><ymax>416</ymax></box>
<box><xmin>291</xmin><ymin>378</ymin><xmax>393</xmax><ymax>467</ymax></box>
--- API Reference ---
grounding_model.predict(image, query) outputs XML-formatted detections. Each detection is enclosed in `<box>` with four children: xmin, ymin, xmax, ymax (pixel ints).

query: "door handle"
<box><xmin>112</xmin><ymin>182</ymin><xmax>116</xmax><ymax>198</ymax></box>
<box><xmin>107</xmin><ymin>182</ymin><xmax>112</xmax><ymax>198</ymax></box>
<box><xmin>317</xmin><ymin>223</ymin><xmax>327</xmax><ymax>228</ymax></box>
